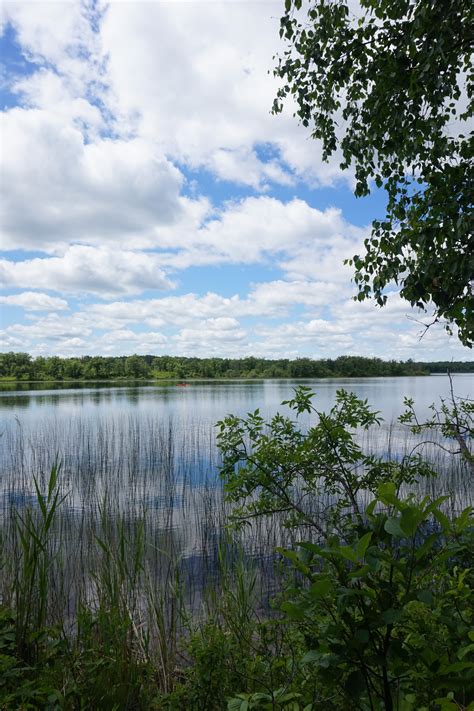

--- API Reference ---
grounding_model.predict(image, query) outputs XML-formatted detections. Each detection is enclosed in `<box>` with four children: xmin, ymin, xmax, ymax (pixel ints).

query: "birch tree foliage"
<box><xmin>273</xmin><ymin>0</ymin><xmax>473</xmax><ymax>346</ymax></box>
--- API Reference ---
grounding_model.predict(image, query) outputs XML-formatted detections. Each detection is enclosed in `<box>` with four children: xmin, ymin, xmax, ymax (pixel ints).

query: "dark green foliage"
<box><xmin>162</xmin><ymin>622</ymin><xmax>249</xmax><ymax>710</ymax></box>
<box><xmin>272</xmin><ymin>488</ymin><xmax>474</xmax><ymax>709</ymax></box>
<box><xmin>273</xmin><ymin>0</ymin><xmax>473</xmax><ymax>345</ymax></box>
<box><xmin>219</xmin><ymin>388</ymin><xmax>474</xmax><ymax>709</ymax></box>
<box><xmin>0</xmin><ymin>605</ymin><xmax>155</xmax><ymax>709</ymax></box>
<box><xmin>1</xmin><ymin>351</ymin><xmax>473</xmax><ymax>382</ymax></box>
<box><xmin>162</xmin><ymin>603</ymin><xmax>309</xmax><ymax>710</ymax></box>
<box><xmin>218</xmin><ymin>387</ymin><xmax>435</xmax><ymax>533</ymax></box>
<box><xmin>0</xmin><ymin>607</ymin><xmax>66</xmax><ymax>710</ymax></box>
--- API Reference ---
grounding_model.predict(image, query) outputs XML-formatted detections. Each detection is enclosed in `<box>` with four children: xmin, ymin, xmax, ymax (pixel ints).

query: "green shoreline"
<box><xmin>0</xmin><ymin>373</ymin><xmax>438</xmax><ymax>385</ymax></box>
<box><xmin>2</xmin><ymin>353</ymin><xmax>473</xmax><ymax>384</ymax></box>
<box><xmin>4</xmin><ymin>371</ymin><xmax>474</xmax><ymax>385</ymax></box>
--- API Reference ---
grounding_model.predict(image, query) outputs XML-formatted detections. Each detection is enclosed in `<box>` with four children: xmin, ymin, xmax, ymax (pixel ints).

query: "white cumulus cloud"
<box><xmin>0</xmin><ymin>109</ymin><xmax>189</xmax><ymax>252</ymax></box>
<box><xmin>0</xmin><ymin>292</ymin><xmax>68</xmax><ymax>311</ymax></box>
<box><xmin>0</xmin><ymin>246</ymin><xmax>174</xmax><ymax>298</ymax></box>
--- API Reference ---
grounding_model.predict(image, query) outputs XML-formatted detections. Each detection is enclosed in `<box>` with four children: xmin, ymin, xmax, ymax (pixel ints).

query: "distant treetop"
<box><xmin>0</xmin><ymin>352</ymin><xmax>473</xmax><ymax>382</ymax></box>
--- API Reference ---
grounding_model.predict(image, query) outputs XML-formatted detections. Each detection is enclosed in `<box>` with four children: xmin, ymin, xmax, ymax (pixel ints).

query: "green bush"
<box><xmin>218</xmin><ymin>388</ymin><xmax>474</xmax><ymax>710</ymax></box>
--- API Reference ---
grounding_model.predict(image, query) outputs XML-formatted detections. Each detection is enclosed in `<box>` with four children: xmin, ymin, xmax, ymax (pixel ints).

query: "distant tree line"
<box><xmin>1</xmin><ymin>352</ymin><xmax>473</xmax><ymax>381</ymax></box>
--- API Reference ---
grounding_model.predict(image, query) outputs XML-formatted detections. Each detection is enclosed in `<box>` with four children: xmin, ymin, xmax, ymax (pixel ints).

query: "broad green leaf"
<box><xmin>366</xmin><ymin>499</ymin><xmax>377</xmax><ymax>517</ymax></box>
<box><xmin>382</xmin><ymin>608</ymin><xmax>403</xmax><ymax>624</ymax></box>
<box><xmin>400</xmin><ymin>506</ymin><xmax>423</xmax><ymax>536</ymax></box>
<box><xmin>432</xmin><ymin>701</ymin><xmax>459</xmax><ymax>711</ymax></box>
<box><xmin>423</xmin><ymin>496</ymin><xmax>449</xmax><ymax>516</ymax></box>
<box><xmin>338</xmin><ymin>546</ymin><xmax>359</xmax><ymax>563</ymax></box>
<box><xmin>417</xmin><ymin>589</ymin><xmax>433</xmax><ymax>606</ymax></box>
<box><xmin>378</xmin><ymin>482</ymin><xmax>403</xmax><ymax>510</ymax></box>
<box><xmin>433</xmin><ymin>509</ymin><xmax>451</xmax><ymax>531</ymax></box>
<box><xmin>281</xmin><ymin>601</ymin><xmax>305</xmax><ymax>620</ymax></box>
<box><xmin>356</xmin><ymin>532</ymin><xmax>372</xmax><ymax>559</ymax></box>
<box><xmin>349</xmin><ymin>564</ymin><xmax>370</xmax><ymax>579</ymax></box>
<box><xmin>458</xmin><ymin>643</ymin><xmax>474</xmax><ymax>660</ymax></box>
<box><xmin>309</xmin><ymin>577</ymin><xmax>332</xmax><ymax>598</ymax></box>
<box><xmin>454</xmin><ymin>506</ymin><xmax>473</xmax><ymax>533</ymax></box>
<box><xmin>301</xmin><ymin>650</ymin><xmax>320</xmax><ymax>665</ymax></box>
<box><xmin>384</xmin><ymin>516</ymin><xmax>405</xmax><ymax>537</ymax></box>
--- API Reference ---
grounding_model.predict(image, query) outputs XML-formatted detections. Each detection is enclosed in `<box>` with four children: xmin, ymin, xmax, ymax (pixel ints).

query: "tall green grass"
<box><xmin>0</xmin><ymin>461</ymin><xmax>295</xmax><ymax>708</ymax></box>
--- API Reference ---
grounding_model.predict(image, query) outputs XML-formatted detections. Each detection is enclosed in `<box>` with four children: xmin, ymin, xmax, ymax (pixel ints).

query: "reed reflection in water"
<box><xmin>1</xmin><ymin>376</ymin><xmax>472</xmax><ymax>625</ymax></box>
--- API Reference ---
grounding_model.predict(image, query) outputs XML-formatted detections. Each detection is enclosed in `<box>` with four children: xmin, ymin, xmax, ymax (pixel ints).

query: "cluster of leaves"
<box><xmin>273</xmin><ymin>486</ymin><xmax>474</xmax><ymax>709</ymax></box>
<box><xmin>273</xmin><ymin>0</ymin><xmax>473</xmax><ymax>345</ymax></box>
<box><xmin>218</xmin><ymin>387</ymin><xmax>434</xmax><ymax>534</ymax></box>
<box><xmin>160</xmin><ymin>620</ymin><xmax>305</xmax><ymax>710</ymax></box>
<box><xmin>0</xmin><ymin>608</ymin><xmax>66</xmax><ymax>710</ymax></box>
<box><xmin>0</xmin><ymin>604</ymin><xmax>159</xmax><ymax>710</ymax></box>
<box><xmin>218</xmin><ymin>387</ymin><xmax>474</xmax><ymax>710</ymax></box>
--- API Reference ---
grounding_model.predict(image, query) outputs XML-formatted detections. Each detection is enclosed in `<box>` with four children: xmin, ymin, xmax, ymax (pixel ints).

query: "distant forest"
<box><xmin>1</xmin><ymin>352</ymin><xmax>473</xmax><ymax>381</ymax></box>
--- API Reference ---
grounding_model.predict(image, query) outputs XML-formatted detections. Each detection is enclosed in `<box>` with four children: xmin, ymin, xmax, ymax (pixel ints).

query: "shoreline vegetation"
<box><xmin>1</xmin><ymin>352</ymin><xmax>473</xmax><ymax>384</ymax></box>
<box><xmin>0</xmin><ymin>387</ymin><xmax>472</xmax><ymax>708</ymax></box>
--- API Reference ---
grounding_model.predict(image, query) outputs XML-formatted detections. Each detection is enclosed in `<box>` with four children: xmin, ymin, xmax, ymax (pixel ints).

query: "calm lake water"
<box><xmin>1</xmin><ymin>375</ymin><xmax>472</xmax><ymax>495</ymax></box>
<box><xmin>1</xmin><ymin>374</ymin><xmax>472</xmax><ymax>427</ymax></box>
<box><xmin>0</xmin><ymin>375</ymin><xmax>472</xmax><ymax>611</ymax></box>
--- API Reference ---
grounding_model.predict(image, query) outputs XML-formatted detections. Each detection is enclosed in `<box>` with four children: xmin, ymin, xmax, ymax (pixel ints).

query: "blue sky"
<box><xmin>0</xmin><ymin>1</ymin><xmax>471</xmax><ymax>361</ymax></box>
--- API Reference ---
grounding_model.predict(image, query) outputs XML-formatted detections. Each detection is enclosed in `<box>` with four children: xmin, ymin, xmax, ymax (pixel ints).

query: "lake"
<box><xmin>2</xmin><ymin>374</ymin><xmax>472</xmax><ymax>426</ymax></box>
<box><xmin>1</xmin><ymin>375</ymin><xmax>472</xmax><ymax>612</ymax></box>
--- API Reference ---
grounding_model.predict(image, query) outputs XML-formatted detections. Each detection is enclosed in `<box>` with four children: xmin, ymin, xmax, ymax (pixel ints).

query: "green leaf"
<box><xmin>349</xmin><ymin>564</ymin><xmax>371</xmax><ymax>579</ymax></box>
<box><xmin>356</xmin><ymin>532</ymin><xmax>372</xmax><ymax>559</ymax></box>
<box><xmin>384</xmin><ymin>516</ymin><xmax>405</xmax><ymax>537</ymax></box>
<box><xmin>309</xmin><ymin>577</ymin><xmax>332</xmax><ymax>598</ymax></box>
<box><xmin>458</xmin><ymin>643</ymin><xmax>474</xmax><ymax>660</ymax></box>
<box><xmin>438</xmin><ymin>660</ymin><xmax>474</xmax><ymax>674</ymax></box>
<box><xmin>378</xmin><ymin>482</ymin><xmax>405</xmax><ymax>511</ymax></box>
<box><xmin>423</xmin><ymin>495</ymin><xmax>449</xmax><ymax>516</ymax></box>
<box><xmin>432</xmin><ymin>700</ymin><xmax>459</xmax><ymax>711</ymax></box>
<box><xmin>400</xmin><ymin>506</ymin><xmax>423</xmax><ymax>536</ymax></box>
<box><xmin>301</xmin><ymin>650</ymin><xmax>320</xmax><ymax>665</ymax></box>
<box><xmin>417</xmin><ymin>589</ymin><xmax>433</xmax><ymax>606</ymax></box>
<box><xmin>366</xmin><ymin>499</ymin><xmax>377</xmax><ymax>517</ymax></box>
<box><xmin>433</xmin><ymin>509</ymin><xmax>451</xmax><ymax>531</ymax></box>
<box><xmin>454</xmin><ymin>507</ymin><xmax>473</xmax><ymax>533</ymax></box>
<box><xmin>382</xmin><ymin>608</ymin><xmax>403</xmax><ymax>624</ymax></box>
<box><xmin>354</xmin><ymin>628</ymin><xmax>370</xmax><ymax>643</ymax></box>
<box><xmin>281</xmin><ymin>601</ymin><xmax>305</xmax><ymax>620</ymax></box>
<box><xmin>338</xmin><ymin>546</ymin><xmax>359</xmax><ymax>563</ymax></box>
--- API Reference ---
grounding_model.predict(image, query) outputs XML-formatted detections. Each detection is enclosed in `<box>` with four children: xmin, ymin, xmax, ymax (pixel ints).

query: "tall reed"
<box><xmin>9</xmin><ymin>460</ymin><xmax>65</xmax><ymax>662</ymax></box>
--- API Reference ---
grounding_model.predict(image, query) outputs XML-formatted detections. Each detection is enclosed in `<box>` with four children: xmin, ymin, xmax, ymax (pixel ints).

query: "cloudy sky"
<box><xmin>0</xmin><ymin>1</ymin><xmax>471</xmax><ymax>361</ymax></box>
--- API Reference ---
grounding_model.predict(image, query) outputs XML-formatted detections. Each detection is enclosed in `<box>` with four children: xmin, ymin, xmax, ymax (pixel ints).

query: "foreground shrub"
<box><xmin>218</xmin><ymin>388</ymin><xmax>474</xmax><ymax>710</ymax></box>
